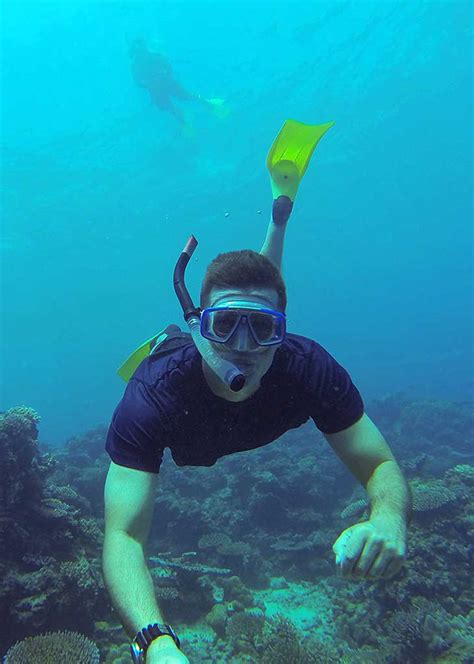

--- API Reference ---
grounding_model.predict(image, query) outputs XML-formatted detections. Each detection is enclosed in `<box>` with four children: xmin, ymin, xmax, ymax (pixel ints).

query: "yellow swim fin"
<box><xmin>205</xmin><ymin>97</ymin><xmax>231</xmax><ymax>119</ymax></box>
<box><xmin>117</xmin><ymin>324</ymin><xmax>191</xmax><ymax>382</ymax></box>
<box><xmin>117</xmin><ymin>329</ymin><xmax>170</xmax><ymax>382</ymax></box>
<box><xmin>267</xmin><ymin>119</ymin><xmax>335</xmax><ymax>201</ymax></box>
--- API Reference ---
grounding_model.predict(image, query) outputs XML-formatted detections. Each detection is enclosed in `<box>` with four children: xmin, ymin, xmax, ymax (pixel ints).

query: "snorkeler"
<box><xmin>129</xmin><ymin>38</ymin><xmax>226</xmax><ymax>126</ymax></box>
<box><xmin>102</xmin><ymin>120</ymin><xmax>411</xmax><ymax>664</ymax></box>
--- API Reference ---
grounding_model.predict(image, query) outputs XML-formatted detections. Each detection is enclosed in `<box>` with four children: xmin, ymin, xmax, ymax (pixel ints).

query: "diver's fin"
<box><xmin>205</xmin><ymin>97</ymin><xmax>231</xmax><ymax>119</ymax></box>
<box><xmin>267</xmin><ymin>119</ymin><xmax>335</xmax><ymax>201</ymax></box>
<box><xmin>117</xmin><ymin>331</ymin><xmax>169</xmax><ymax>382</ymax></box>
<box><xmin>117</xmin><ymin>325</ymin><xmax>190</xmax><ymax>382</ymax></box>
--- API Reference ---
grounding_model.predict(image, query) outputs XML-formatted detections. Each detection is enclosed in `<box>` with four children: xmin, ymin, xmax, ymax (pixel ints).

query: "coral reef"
<box><xmin>0</xmin><ymin>408</ymin><xmax>109</xmax><ymax>656</ymax></box>
<box><xmin>2</xmin><ymin>394</ymin><xmax>473</xmax><ymax>663</ymax></box>
<box><xmin>148</xmin><ymin>553</ymin><xmax>230</xmax><ymax>622</ymax></box>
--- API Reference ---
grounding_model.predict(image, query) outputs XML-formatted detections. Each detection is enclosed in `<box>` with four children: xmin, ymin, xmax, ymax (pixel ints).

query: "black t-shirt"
<box><xmin>105</xmin><ymin>333</ymin><xmax>364</xmax><ymax>473</ymax></box>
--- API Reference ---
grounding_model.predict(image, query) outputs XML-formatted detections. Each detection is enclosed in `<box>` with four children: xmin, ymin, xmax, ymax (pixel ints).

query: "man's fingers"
<box><xmin>338</xmin><ymin>532</ymin><xmax>367</xmax><ymax>575</ymax></box>
<box><xmin>334</xmin><ymin>521</ymin><xmax>406</xmax><ymax>580</ymax></box>
<box><xmin>333</xmin><ymin>529</ymin><xmax>351</xmax><ymax>558</ymax></box>
<box><xmin>380</xmin><ymin>556</ymin><xmax>404</xmax><ymax>580</ymax></box>
<box><xmin>354</xmin><ymin>539</ymin><xmax>383</xmax><ymax>577</ymax></box>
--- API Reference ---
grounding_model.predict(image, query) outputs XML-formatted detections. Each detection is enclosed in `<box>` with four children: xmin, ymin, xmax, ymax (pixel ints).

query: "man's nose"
<box><xmin>231</xmin><ymin>318</ymin><xmax>256</xmax><ymax>351</ymax></box>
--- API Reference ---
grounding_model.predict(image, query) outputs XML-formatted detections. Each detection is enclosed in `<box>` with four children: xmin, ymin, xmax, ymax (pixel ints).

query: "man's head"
<box><xmin>129</xmin><ymin>37</ymin><xmax>148</xmax><ymax>58</ymax></box>
<box><xmin>200</xmin><ymin>249</ymin><xmax>287</xmax><ymax>311</ymax></box>
<box><xmin>199</xmin><ymin>251</ymin><xmax>287</xmax><ymax>391</ymax></box>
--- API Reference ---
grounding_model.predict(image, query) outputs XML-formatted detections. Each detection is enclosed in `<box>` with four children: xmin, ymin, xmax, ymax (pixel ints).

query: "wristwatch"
<box><xmin>130</xmin><ymin>623</ymin><xmax>180</xmax><ymax>663</ymax></box>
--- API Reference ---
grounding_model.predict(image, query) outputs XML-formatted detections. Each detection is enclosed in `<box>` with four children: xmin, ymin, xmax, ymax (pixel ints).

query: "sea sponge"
<box><xmin>4</xmin><ymin>630</ymin><xmax>99</xmax><ymax>664</ymax></box>
<box><xmin>206</xmin><ymin>603</ymin><xmax>228</xmax><ymax>637</ymax></box>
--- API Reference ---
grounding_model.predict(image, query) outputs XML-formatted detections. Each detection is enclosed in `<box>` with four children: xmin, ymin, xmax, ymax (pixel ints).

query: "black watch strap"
<box><xmin>134</xmin><ymin>622</ymin><xmax>180</xmax><ymax>653</ymax></box>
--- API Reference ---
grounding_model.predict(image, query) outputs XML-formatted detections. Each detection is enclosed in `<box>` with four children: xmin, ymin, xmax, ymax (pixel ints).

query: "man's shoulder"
<box><xmin>131</xmin><ymin>340</ymin><xmax>199</xmax><ymax>388</ymax></box>
<box><xmin>276</xmin><ymin>332</ymin><xmax>354</xmax><ymax>387</ymax></box>
<box><xmin>280</xmin><ymin>332</ymin><xmax>331</xmax><ymax>360</ymax></box>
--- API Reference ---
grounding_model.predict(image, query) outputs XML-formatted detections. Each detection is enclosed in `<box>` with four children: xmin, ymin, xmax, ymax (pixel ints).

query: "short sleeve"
<box><xmin>105</xmin><ymin>379</ymin><xmax>168</xmax><ymax>473</ymax></box>
<box><xmin>305</xmin><ymin>345</ymin><xmax>364</xmax><ymax>434</ymax></box>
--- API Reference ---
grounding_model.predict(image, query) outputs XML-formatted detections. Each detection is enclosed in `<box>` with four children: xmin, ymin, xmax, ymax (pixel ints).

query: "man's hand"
<box><xmin>333</xmin><ymin>514</ymin><xmax>407</xmax><ymax>580</ymax></box>
<box><xmin>146</xmin><ymin>636</ymin><xmax>190</xmax><ymax>664</ymax></box>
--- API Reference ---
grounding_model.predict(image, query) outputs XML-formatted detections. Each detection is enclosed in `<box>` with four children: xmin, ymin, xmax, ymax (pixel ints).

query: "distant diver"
<box><xmin>103</xmin><ymin>120</ymin><xmax>412</xmax><ymax>664</ymax></box>
<box><xmin>129</xmin><ymin>37</ymin><xmax>227</xmax><ymax>126</ymax></box>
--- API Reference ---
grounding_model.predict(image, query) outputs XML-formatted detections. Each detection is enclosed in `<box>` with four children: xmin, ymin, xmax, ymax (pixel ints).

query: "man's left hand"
<box><xmin>332</xmin><ymin>514</ymin><xmax>407</xmax><ymax>580</ymax></box>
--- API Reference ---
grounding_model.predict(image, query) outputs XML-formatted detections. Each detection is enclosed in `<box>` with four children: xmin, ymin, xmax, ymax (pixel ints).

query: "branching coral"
<box><xmin>60</xmin><ymin>558</ymin><xmax>102</xmax><ymax>596</ymax></box>
<box><xmin>225</xmin><ymin>609</ymin><xmax>264</xmax><ymax>656</ymax></box>
<box><xmin>149</xmin><ymin>553</ymin><xmax>229</xmax><ymax>622</ymax></box>
<box><xmin>4</xmin><ymin>630</ymin><xmax>99</xmax><ymax>664</ymax></box>
<box><xmin>149</xmin><ymin>554</ymin><xmax>231</xmax><ymax>576</ymax></box>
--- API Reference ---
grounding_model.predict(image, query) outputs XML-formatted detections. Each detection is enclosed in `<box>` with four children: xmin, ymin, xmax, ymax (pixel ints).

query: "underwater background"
<box><xmin>1</xmin><ymin>1</ymin><xmax>472</xmax><ymax>663</ymax></box>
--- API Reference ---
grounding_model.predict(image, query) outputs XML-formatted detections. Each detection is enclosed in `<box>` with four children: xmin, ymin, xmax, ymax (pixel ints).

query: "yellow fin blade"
<box><xmin>267</xmin><ymin>119</ymin><xmax>335</xmax><ymax>200</ymax></box>
<box><xmin>117</xmin><ymin>331</ymin><xmax>168</xmax><ymax>382</ymax></box>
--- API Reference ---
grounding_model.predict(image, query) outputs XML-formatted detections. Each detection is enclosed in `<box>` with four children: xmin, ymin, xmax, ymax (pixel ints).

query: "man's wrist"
<box><xmin>369</xmin><ymin>508</ymin><xmax>408</xmax><ymax>530</ymax></box>
<box><xmin>146</xmin><ymin>634</ymin><xmax>179</xmax><ymax>653</ymax></box>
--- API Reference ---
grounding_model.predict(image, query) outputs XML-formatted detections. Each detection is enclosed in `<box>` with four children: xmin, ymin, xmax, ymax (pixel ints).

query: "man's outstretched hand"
<box><xmin>333</xmin><ymin>514</ymin><xmax>407</xmax><ymax>580</ymax></box>
<box><xmin>146</xmin><ymin>636</ymin><xmax>190</xmax><ymax>664</ymax></box>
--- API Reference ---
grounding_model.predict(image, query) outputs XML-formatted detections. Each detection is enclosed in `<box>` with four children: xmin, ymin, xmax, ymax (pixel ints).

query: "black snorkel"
<box><xmin>173</xmin><ymin>236</ymin><xmax>246</xmax><ymax>392</ymax></box>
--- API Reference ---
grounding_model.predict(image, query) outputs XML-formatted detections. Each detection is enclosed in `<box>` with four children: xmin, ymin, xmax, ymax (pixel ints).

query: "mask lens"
<box><xmin>210</xmin><ymin>310</ymin><xmax>239</xmax><ymax>340</ymax></box>
<box><xmin>249</xmin><ymin>311</ymin><xmax>278</xmax><ymax>343</ymax></box>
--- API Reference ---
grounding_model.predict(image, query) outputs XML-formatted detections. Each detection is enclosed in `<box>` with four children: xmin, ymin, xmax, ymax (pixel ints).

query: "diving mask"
<box><xmin>201</xmin><ymin>303</ymin><xmax>286</xmax><ymax>348</ymax></box>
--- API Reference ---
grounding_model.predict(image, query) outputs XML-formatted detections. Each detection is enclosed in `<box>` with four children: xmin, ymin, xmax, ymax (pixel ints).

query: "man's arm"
<box><xmin>325</xmin><ymin>413</ymin><xmax>411</xmax><ymax>521</ymax></box>
<box><xmin>259</xmin><ymin>217</ymin><xmax>287</xmax><ymax>271</ymax></box>
<box><xmin>324</xmin><ymin>413</ymin><xmax>412</xmax><ymax>579</ymax></box>
<box><xmin>102</xmin><ymin>461</ymin><xmax>183</xmax><ymax>659</ymax></box>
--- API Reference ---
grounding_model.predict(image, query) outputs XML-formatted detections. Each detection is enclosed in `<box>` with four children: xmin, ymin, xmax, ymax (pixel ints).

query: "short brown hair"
<box><xmin>200</xmin><ymin>250</ymin><xmax>287</xmax><ymax>311</ymax></box>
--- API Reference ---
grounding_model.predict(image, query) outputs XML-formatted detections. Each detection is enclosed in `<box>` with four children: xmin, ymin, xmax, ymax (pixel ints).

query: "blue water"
<box><xmin>1</xmin><ymin>0</ymin><xmax>472</xmax><ymax>445</ymax></box>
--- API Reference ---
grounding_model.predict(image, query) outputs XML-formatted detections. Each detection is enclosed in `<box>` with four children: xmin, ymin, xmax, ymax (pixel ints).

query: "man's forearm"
<box><xmin>366</xmin><ymin>459</ymin><xmax>412</xmax><ymax>524</ymax></box>
<box><xmin>103</xmin><ymin>530</ymin><xmax>164</xmax><ymax>638</ymax></box>
<box><xmin>259</xmin><ymin>219</ymin><xmax>286</xmax><ymax>271</ymax></box>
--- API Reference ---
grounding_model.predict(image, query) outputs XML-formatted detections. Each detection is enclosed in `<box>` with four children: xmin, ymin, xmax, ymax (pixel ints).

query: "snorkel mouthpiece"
<box><xmin>173</xmin><ymin>236</ymin><xmax>246</xmax><ymax>392</ymax></box>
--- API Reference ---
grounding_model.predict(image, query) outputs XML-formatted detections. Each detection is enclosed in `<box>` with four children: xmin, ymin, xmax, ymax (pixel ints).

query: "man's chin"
<box><xmin>229</xmin><ymin>357</ymin><xmax>258</xmax><ymax>372</ymax></box>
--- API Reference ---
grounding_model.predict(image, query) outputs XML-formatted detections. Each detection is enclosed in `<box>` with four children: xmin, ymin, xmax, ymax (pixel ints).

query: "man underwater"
<box><xmin>102</xmin><ymin>120</ymin><xmax>411</xmax><ymax>664</ymax></box>
<box><xmin>130</xmin><ymin>38</ymin><xmax>226</xmax><ymax>127</ymax></box>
